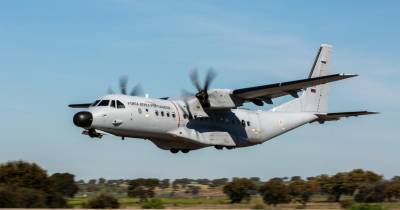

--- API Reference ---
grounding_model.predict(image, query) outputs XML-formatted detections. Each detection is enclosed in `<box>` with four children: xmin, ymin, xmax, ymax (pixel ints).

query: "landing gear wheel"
<box><xmin>181</xmin><ymin>149</ymin><xmax>190</xmax><ymax>153</ymax></box>
<box><xmin>226</xmin><ymin>146</ymin><xmax>235</xmax><ymax>150</ymax></box>
<box><xmin>170</xmin><ymin>148</ymin><xmax>179</xmax><ymax>154</ymax></box>
<box><xmin>214</xmin><ymin>145</ymin><xmax>223</xmax><ymax>150</ymax></box>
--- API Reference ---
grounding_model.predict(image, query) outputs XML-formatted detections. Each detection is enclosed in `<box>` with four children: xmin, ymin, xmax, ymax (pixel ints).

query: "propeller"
<box><xmin>189</xmin><ymin>68</ymin><xmax>216</xmax><ymax>107</ymax></box>
<box><xmin>108</xmin><ymin>76</ymin><xmax>144</xmax><ymax>96</ymax></box>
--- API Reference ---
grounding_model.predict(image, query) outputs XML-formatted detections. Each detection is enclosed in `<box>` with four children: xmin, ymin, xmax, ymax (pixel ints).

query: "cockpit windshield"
<box><xmin>98</xmin><ymin>100</ymin><xmax>110</xmax><ymax>106</ymax></box>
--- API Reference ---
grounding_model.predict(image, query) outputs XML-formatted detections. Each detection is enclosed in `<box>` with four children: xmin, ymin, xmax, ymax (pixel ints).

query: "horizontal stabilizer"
<box><xmin>314</xmin><ymin>111</ymin><xmax>378</xmax><ymax>123</ymax></box>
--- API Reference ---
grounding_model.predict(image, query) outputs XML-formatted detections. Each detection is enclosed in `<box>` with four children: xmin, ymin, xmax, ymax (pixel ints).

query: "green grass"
<box><xmin>68</xmin><ymin>196</ymin><xmax>400</xmax><ymax>210</ymax></box>
<box><xmin>68</xmin><ymin>196</ymin><xmax>229</xmax><ymax>208</ymax></box>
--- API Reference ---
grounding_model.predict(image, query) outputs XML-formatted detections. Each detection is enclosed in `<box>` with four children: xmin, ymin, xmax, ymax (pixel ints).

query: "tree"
<box><xmin>98</xmin><ymin>178</ymin><xmax>106</xmax><ymax>185</ymax></box>
<box><xmin>196</xmin><ymin>179</ymin><xmax>210</xmax><ymax>185</ymax></box>
<box><xmin>0</xmin><ymin>161</ymin><xmax>68</xmax><ymax>208</ymax></box>
<box><xmin>210</xmin><ymin>178</ymin><xmax>229</xmax><ymax>187</ymax></box>
<box><xmin>223</xmin><ymin>178</ymin><xmax>256</xmax><ymax>203</ymax></box>
<box><xmin>49</xmin><ymin>173</ymin><xmax>78</xmax><ymax>197</ymax></box>
<box><xmin>159</xmin><ymin>179</ymin><xmax>170</xmax><ymax>189</ymax></box>
<box><xmin>0</xmin><ymin>161</ymin><xmax>50</xmax><ymax>191</ymax></box>
<box><xmin>355</xmin><ymin>182</ymin><xmax>386</xmax><ymax>203</ymax></box>
<box><xmin>86</xmin><ymin>194</ymin><xmax>120</xmax><ymax>209</ymax></box>
<box><xmin>385</xmin><ymin>178</ymin><xmax>400</xmax><ymax>201</ymax></box>
<box><xmin>317</xmin><ymin>169</ymin><xmax>382</xmax><ymax>202</ymax></box>
<box><xmin>288</xmin><ymin>178</ymin><xmax>317</xmax><ymax>206</ymax></box>
<box><xmin>259</xmin><ymin>178</ymin><xmax>291</xmax><ymax>206</ymax></box>
<box><xmin>128</xmin><ymin>178</ymin><xmax>160</xmax><ymax>201</ymax></box>
<box><xmin>172</xmin><ymin>178</ymin><xmax>192</xmax><ymax>188</ymax></box>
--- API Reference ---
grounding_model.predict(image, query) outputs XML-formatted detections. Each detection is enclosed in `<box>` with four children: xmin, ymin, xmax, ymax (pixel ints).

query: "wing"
<box><xmin>314</xmin><ymin>111</ymin><xmax>378</xmax><ymax>123</ymax></box>
<box><xmin>68</xmin><ymin>103</ymin><xmax>91</xmax><ymax>108</ymax></box>
<box><xmin>232</xmin><ymin>73</ymin><xmax>357</xmax><ymax>104</ymax></box>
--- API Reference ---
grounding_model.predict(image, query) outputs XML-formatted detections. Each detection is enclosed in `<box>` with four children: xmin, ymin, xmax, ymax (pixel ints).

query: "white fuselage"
<box><xmin>84</xmin><ymin>95</ymin><xmax>317</xmax><ymax>151</ymax></box>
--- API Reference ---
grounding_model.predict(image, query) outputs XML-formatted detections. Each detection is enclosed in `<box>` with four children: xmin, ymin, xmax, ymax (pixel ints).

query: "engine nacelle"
<box><xmin>207</xmin><ymin>89</ymin><xmax>240</xmax><ymax>109</ymax></box>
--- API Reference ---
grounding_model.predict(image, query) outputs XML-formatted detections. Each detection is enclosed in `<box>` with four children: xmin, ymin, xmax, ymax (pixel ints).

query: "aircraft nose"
<box><xmin>73</xmin><ymin>111</ymin><xmax>93</xmax><ymax>127</ymax></box>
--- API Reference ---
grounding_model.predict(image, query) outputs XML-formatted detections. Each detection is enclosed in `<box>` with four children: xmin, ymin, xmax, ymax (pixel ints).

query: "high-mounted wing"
<box><xmin>68</xmin><ymin>103</ymin><xmax>91</xmax><ymax>108</ymax></box>
<box><xmin>314</xmin><ymin>111</ymin><xmax>379</xmax><ymax>123</ymax></box>
<box><xmin>232</xmin><ymin>73</ymin><xmax>357</xmax><ymax>104</ymax></box>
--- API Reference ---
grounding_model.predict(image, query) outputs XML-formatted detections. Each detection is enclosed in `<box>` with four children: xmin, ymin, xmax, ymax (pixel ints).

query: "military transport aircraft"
<box><xmin>69</xmin><ymin>44</ymin><xmax>377</xmax><ymax>153</ymax></box>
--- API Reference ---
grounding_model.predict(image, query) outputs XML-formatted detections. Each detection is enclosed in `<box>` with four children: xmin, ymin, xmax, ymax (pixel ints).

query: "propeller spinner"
<box><xmin>189</xmin><ymin>68</ymin><xmax>216</xmax><ymax>107</ymax></box>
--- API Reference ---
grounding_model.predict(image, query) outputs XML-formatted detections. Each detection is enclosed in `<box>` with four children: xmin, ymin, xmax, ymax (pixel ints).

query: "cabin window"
<box><xmin>145</xmin><ymin>108</ymin><xmax>149</xmax><ymax>112</ymax></box>
<box><xmin>155</xmin><ymin>110</ymin><xmax>159</xmax><ymax>116</ymax></box>
<box><xmin>98</xmin><ymin>100</ymin><xmax>109</xmax><ymax>106</ymax></box>
<box><xmin>172</xmin><ymin>113</ymin><xmax>176</xmax><ymax>118</ymax></box>
<box><xmin>166</xmin><ymin>112</ymin><xmax>170</xmax><ymax>117</ymax></box>
<box><xmin>247</xmin><ymin>121</ymin><xmax>251</xmax><ymax>126</ymax></box>
<box><xmin>161</xmin><ymin>111</ymin><xmax>164</xmax><ymax>117</ymax></box>
<box><xmin>117</xmin><ymin>100</ymin><xmax>125</xmax><ymax>109</ymax></box>
<box><xmin>110</xmin><ymin>100</ymin><xmax>116</xmax><ymax>108</ymax></box>
<box><xmin>241</xmin><ymin>120</ymin><xmax>246</xmax><ymax>127</ymax></box>
<box><xmin>138</xmin><ymin>108</ymin><xmax>142</xmax><ymax>114</ymax></box>
<box><xmin>183</xmin><ymin>114</ymin><xmax>188</xmax><ymax>119</ymax></box>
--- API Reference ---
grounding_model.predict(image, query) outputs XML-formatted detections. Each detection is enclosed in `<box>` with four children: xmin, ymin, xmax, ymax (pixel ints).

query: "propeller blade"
<box><xmin>119</xmin><ymin>75</ymin><xmax>128</xmax><ymax>95</ymax></box>
<box><xmin>130</xmin><ymin>84</ymin><xmax>144</xmax><ymax>96</ymax></box>
<box><xmin>189</xmin><ymin>69</ymin><xmax>202</xmax><ymax>91</ymax></box>
<box><xmin>204</xmin><ymin>68</ymin><xmax>216</xmax><ymax>91</ymax></box>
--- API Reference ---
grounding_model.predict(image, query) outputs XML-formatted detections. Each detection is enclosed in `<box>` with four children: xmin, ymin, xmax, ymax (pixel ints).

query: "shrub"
<box><xmin>349</xmin><ymin>204</ymin><xmax>388</xmax><ymax>210</ymax></box>
<box><xmin>223</xmin><ymin>178</ymin><xmax>256</xmax><ymax>203</ymax></box>
<box><xmin>141</xmin><ymin>199</ymin><xmax>165</xmax><ymax>209</ymax></box>
<box><xmin>251</xmin><ymin>203</ymin><xmax>266</xmax><ymax>209</ymax></box>
<box><xmin>340</xmin><ymin>200</ymin><xmax>354</xmax><ymax>209</ymax></box>
<box><xmin>295</xmin><ymin>204</ymin><xmax>306</xmax><ymax>209</ymax></box>
<box><xmin>86</xmin><ymin>194</ymin><xmax>120</xmax><ymax>209</ymax></box>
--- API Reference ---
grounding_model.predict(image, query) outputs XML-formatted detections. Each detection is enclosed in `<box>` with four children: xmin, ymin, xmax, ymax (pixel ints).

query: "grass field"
<box><xmin>67</xmin><ymin>196</ymin><xmax>400</xmax><ymax>209</ymax></box>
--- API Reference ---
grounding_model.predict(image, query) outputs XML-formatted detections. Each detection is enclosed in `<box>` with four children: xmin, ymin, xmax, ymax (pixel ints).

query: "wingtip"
<box><xmin>340</xmin><ymin>73</ymin><xmax>358</xmax><ymax>78</ymax></box>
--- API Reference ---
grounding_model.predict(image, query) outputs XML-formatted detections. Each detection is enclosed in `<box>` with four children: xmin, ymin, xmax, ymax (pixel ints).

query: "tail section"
<box><xmin>273</xmin><ymin>44</ymin><xmax>332</xmax><ymax>113</ymax></box>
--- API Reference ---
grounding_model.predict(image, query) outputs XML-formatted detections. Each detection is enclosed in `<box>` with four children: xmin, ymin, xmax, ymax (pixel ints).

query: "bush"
<box><xmin>251</xmin><ymin>203</ymin><xmax>266</xmax><ymax>209</ymax></box>
<box><xmin>349</xmin><ymin>204</ymin><xmax>388</xmax><ymax>210</ymax></box>
<box><xmin>86</xmin><ymin>194</ymin><xmax>120</xmax><ymax>209</ymax></box>
<box><xmin>340</xmin><ymin>200</ymin><xmax>354</xmax><ymax>209</ymax></box>
<box><xmin>295</xmin><ymin>204</ymin><xmax>306</xmax><ymax>209</ymax></box>
<box><xmin>141</xmin><ymin>199</ymin><xmax>165</xmax><ymax>209</ymax></box>
<box><xmin>223</xmin><ymin>178</ymin><xmax>256</xmax><ymax>203</ymax></box>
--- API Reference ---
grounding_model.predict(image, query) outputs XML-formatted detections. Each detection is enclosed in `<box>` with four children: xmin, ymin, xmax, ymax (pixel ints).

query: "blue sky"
<box><xmin>0</xmin><ymin>0</ymin><xmax>398</xmax><ymax>180</ymax></box>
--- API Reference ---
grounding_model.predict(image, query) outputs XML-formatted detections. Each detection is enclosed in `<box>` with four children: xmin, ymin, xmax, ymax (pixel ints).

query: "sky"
<box><xmin>0</xmin><ymin>0</ymin><xmax>399</xmax><ymax>181</ymax></box>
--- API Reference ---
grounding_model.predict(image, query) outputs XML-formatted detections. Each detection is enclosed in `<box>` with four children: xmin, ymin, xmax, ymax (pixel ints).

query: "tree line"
<box><xmin>223</xmin><ymin>170</ymin><xmax>400</xmax><ymax>206</ymax></box>
<box><xmin>1</xmin><ymin>160</ymin><xmax>400</xmax><ymax>208</ymax></box>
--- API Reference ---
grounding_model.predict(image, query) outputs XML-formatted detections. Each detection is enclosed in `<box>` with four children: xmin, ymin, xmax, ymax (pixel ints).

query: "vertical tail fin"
<box><xmin>273</xmin><ymin>44</ymin><xmax>332</xmax><ymax>113</ymax></box>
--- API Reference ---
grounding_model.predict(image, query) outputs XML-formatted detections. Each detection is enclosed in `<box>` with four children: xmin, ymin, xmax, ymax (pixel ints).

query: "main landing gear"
<box><xmin>214</xmin><ymin>145</ymin><xmax>235</xmax><ymax>150</ymax></box>
<box><xmin>170</xmin><ymin>149</ymin><xmax>190</xmax><ymax>154</ymax></box>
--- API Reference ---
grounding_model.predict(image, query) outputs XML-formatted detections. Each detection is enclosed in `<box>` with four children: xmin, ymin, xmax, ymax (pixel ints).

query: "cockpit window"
<box><xmin>117</xmin><ymin>100</ymin><xmax>125</xmax><ymax>109</ymax></box>
<box><xmin>91</xmin><ymin>100</ymin><xmax>100</xmax><ymax>106</ymax></box>
<box><xmin>110</xmin><ymin>100</ymin><xmax>116</xmax><ymax>108</ymax></box>
<box><xmin>98</xmin><ymin>100</ymin><xmax>110</xmax><ymax>106</ymax></box>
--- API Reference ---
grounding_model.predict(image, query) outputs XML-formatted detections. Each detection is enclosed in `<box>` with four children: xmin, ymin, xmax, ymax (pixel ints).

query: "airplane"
<box><xmin>69</xmin><ymin>44</ymin><xmax>377</xmax><ymax>153</ymax></box>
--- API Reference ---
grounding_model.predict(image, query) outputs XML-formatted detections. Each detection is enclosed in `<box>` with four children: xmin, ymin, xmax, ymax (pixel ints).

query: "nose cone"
<box><xmin>73</xmin><ymin>111</ymin><xmax>93</xmax><ymax>127</ymax></box>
